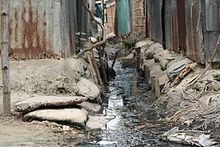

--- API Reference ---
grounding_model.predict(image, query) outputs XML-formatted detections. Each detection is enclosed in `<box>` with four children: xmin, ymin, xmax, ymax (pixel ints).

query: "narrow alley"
<box><xmin>0</xmin><ymin>0</ymin><xmax>220</xmax><ymax>147</ymax></box>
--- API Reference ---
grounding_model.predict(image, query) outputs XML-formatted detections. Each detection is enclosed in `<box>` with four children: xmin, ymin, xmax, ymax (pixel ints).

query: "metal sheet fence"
<box><xmin>146</xmin><ymin>0</ymin><xmax>220</xmax><ymax>64</ymax></box>
<box><xmin>1</xmin><ymin>0</ymin><xmax>77</xmax><ymax>59</ymax></box>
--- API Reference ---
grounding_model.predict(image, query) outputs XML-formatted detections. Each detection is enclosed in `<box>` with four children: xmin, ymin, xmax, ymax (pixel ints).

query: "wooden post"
<box><xmin>136</xmin><ymin>47</ymin><xmax>141</xmax><ymax>71</ymax></box>
<box><xmin>1</xmin><ymin>0</ymin><xmax>11</xmax><ymax>115</ymax></box>
<box><xmin>144</xmin><ymin>65</ymin><xmax>150</xmax><ymax>82</ymax></box>
<box><xmin>151</xmin><ymin>76</ymin><xmax>160</xmax><ymax>98</ymax></box>
<box><xmin>102</xmin><ymin>0</ymin><xmax>105</xmax><ymax>25</ymax></box>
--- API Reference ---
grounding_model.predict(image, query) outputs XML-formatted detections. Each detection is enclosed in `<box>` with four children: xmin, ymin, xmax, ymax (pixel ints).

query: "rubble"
<box><xmin>160</xmin><ymin>127</ymin><xmax>218</xmax><ymax>147</ymax></box>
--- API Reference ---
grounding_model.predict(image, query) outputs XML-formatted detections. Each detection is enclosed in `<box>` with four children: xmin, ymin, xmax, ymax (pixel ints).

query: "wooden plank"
<box><xmin>1</xmin><ymin>0</ymin><xmax>11</xmax><ymax>115</ymax></box>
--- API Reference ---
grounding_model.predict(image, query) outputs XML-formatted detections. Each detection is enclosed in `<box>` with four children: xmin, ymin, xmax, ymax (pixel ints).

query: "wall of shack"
<box><xmin>0</xmin><ymin>0</ymin><xmax>77</xmax><ymax>59</ymax></box>
<box><xmin>146</xmin><ymin>0</ymin><xmax>220</xmax><ymax>64</ymax></box>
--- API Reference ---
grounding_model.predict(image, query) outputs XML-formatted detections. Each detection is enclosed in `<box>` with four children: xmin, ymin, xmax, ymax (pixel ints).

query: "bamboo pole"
<box><xmin>1</xmin><ymin>0</ymin><xmax>11</xmax><ymax>115</ymax></box>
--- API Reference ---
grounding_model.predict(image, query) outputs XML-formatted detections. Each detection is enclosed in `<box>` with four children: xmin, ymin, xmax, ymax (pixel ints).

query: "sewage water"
<box><xmin>80</xmin><ymin>61</ymin><xmax>186</xmax><ymax>147</ymax></box>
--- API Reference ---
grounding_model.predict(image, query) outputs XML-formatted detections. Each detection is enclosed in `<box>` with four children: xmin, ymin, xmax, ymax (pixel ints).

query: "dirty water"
<box><xmin>74</xmin><ymin>61</ymin><xmax>186</xmax><ymax>147</ymax></box>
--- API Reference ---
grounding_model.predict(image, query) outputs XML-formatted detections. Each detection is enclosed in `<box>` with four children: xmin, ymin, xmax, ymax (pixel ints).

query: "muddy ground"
<box><xmin>0</xmin><ymin>58</ymin><xmax>95</xmax><ymax>112</ymax></box>
<box><xmin>0</xmin><ymin>58</ymin><xmax>97</xmax><ymax>146</ymax></box>
<box><xmin>0</xmin><ymin>115</ymin><xmax>66</xmax><ymax>146</ymax></box>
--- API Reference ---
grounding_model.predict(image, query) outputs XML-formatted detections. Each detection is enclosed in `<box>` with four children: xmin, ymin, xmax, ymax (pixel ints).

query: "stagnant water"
<box><xmin>77</xmin><ymin>61</ymin><xmax>186</xmax><ymax>147</ymax></box>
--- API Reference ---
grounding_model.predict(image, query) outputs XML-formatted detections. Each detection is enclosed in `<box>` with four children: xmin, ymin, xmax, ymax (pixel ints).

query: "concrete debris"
<box><xmin>23</xmin><ymin>108</ymin><xmax>88</xmax><ymax>128</ymax></box>
<box><xmin>160</xmin><ymin>127</ymin><xmax>218</xmax><ymax>147</ymax></box>
<box><xmin>14</xmin><ymin>96</ymin><xmax>87</xmax><ymax>114</ymax></box>
<box><xmin>75</xmin><ymin>78</ymin><xmax>101</xmax><ymax>102</ymax></box>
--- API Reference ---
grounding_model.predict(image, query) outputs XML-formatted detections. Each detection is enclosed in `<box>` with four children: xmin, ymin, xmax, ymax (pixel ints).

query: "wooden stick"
<box><xmin>87</xmin><ymin>52</ymin><xmax>99</xmax><ymax>85</ymax></box>
<box><xmin>76</xmin><ymin>0</ymin><xmax>107</xmax><ymax>58</ymax></box>
<box><xmin>91</xmin><ymin>52</ymin><xmax>103</xmax><ymax>87</ymax></box>
<box><xmin>1</xmin><ymin>0</ymin><xmax>11</xmax><ymax>115</ymax></box>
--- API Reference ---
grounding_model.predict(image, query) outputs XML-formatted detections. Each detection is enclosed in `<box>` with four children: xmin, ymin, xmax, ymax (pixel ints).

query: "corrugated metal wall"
<box><xmin>73</xmin><ymin>0</ymin><xmax>88</xmax><ymax>53</ymax></box>
<box><xmin>185</xmin><ymin>0</ymin><xmax>204</xmax><ymax>63</ymax></box>
<box><xmin>2</xmin><ymin>0</ymin><xmax>77</xmax><ymax>59</ymax></box>
<box><xmin>116</xmin><ymin>0</ymin><xmax>132</xmax><ymax>35</ymax></box>
<box><xmin>146</xmin><ymin>0</ymin><xmax>220</xmax><ymax>64</ymax></box>
<box><xmin>164</xmin><ymin>0</ymin><xmax>179</xmax><ymax>52</ymax></box>
<box><xmin>203</xmin><ymin>0</ymin><xmax>220</xmax><ymax>63</ymax></box>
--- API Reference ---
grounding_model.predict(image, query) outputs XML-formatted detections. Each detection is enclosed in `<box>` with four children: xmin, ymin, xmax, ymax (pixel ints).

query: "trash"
<box><xmin>160</xmin><ymin>127</ymin><xmax>218</xmax><ymax>147</ymax></box>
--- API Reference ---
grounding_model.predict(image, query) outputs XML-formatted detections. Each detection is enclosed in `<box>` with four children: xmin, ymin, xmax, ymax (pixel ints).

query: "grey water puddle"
<box><xmin>77</xmin><ymin>61</ymin><xmax>187</xmax><ymax>147</ymax></box>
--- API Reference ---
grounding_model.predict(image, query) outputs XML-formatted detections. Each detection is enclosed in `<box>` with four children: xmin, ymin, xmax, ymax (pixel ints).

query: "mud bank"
<box><xmin>0</xmin><ymin>58</ymin><xmax>111</xmax><ymax>146</ymax></box>
<box><xmin>0</xmin><ymin>58</ymin><xmax>101</xmax><ymax>109</ymax></box>
<box><xmin>137</xmin><ymin>39</ymin><xmax>220</xmax><ymax>143</ymax></box>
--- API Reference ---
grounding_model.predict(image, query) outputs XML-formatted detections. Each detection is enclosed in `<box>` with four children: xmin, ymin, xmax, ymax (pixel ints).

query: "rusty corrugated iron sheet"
<box><xmin>164</xmin><ymin>0</ymin><xmax>179</xmax><ymax>52</ymax></box>
<box><xmin>145</xmin><ymin>0</ymin><xmax>149</xmax><ymax>37</ymax></box>
<box><xmin>177</xmin><ymin>0</ymin><xmax>186</xmax><ymax>52</ymax></box>
<box><xmin>5</xmin><ymin>0</ymin><xmax>75</xmax><ymax>59</ymax></box>
<box><xmin>146</xmin><ymin>0</ymin><xmax>220</xmax><ymax>64</ymax></box>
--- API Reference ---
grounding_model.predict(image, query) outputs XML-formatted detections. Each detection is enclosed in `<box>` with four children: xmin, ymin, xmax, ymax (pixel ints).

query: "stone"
<box><xmin>143</xmin><ymin>59</ymin><xmax>155</xmax><ymax>68</ymax></box>
<box><xmin>158</xmin><ymin>72</ymin><xmax>170</xmax><ymax>86</ymax></box>
<box><xmin>86</xmin><ymin>115</ymin><xmax>115</xmax><ymax>129</ymax></box>
<box><xmin>24</xmin><ymin>108</ymin><xmax>88</xmax><ymax>128</ymax></box>
<box><xmin>149</xmin><ymin>64</ymin><xmax>162</xmax><ymax>77</ymax></box>
<box><xmin>14</xmin><ymin>96</ymin><xmax>87</xmax><ymax>114</ymax></box>
<box><xmin>145</xmin><ymin>43</ymin><xmax>163</xmax><ymax>59</ymax></box>
<box><xmin>76</xmin><ymin>78</ymin><xmax>101</xmax><ymax>101</ymax></box>
<box><xmin>78</xmin><ymin>101</ymin><xmax>102</xmax><ymax>113</ymax></box>
<box><xmin>62</xmin><ymin>125</ymin><xmax>70</xmax><ymax>131</ymax></box>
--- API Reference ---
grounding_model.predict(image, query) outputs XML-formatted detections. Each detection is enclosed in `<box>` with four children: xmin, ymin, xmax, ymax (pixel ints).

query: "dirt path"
<box><xmin>0</xmin><ymin>115</ymin><xmax>78</xmax><ymax>147</ymax></box>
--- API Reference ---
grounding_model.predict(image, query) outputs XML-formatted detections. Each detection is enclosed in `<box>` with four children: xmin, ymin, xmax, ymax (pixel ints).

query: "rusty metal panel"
<box><xmin>6</xmin><ymin>0</ymin><xmax>74</xmax><ymax>59</ymax></box>
<box><xmin>148</xmin><ymin>0</ymin><xmax>163</xmax><ymax>44</ymax></box>
<box><xmin>145</xmin><ymin>0</ymin><xmax>149</xmax><ymax>37</ymax></box>
<box><xmin>164</xmin><ymin>0</ymin><xmax>172</xmax><ymax>49</ymax></box>
<box><xmin>177</xmin><ymin>0</ymin><xmax>186</xmax><ymax>52</ymax></box>
<box><xmin>163</xmin><ymin>0</ymin><xmax>179</xmax><ymax>52</ymax></box>
<box><xmin>171</xmin><ymin>0</ymin><xmax>179</xmax><ymax>52</ymax></box>
<box><xmin>185</xmin><ymin>0</ymin><xmax>204</xmax><ymax>63</ymax></box>
<box><xmin>205</xmin><ymin>0</ymin><xmax>220</xmax><ymax>31</ymax></box>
